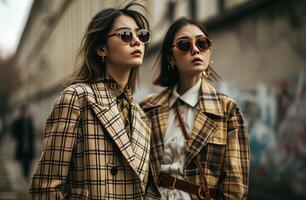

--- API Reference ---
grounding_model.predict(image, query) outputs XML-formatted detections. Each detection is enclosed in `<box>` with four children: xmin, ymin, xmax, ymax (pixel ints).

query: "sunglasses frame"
<box><xmin>107</xmin><ymin>29</ymin><xmax>151</xmax><ymax>44</ymax></box>
<box><xmin>172</xmin><ymin>36</ymin><xmax>212</xmax><ymax>53</ymax></box>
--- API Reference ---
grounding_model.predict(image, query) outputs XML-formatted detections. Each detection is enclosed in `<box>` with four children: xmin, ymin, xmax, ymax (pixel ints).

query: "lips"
<box><xmin>131</xmin><ymin>49</ymin><xmax>142</xmax><ymax>56</ymax></box>
<box><xmin>191</xmin><ymin>57</ymin><xmax>203</xmax><ymax>63</ymax></box>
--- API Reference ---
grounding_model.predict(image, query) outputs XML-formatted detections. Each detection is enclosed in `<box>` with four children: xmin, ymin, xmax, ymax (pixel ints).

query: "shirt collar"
<box><xmin>104</xmin><ymin>72</ymin><xmax>132</xmax><ymax>99</ymax></box>
<box><xmin>169</xmin><ymin>79</ymin><xmax>201</xmax><ymax>108</ymax></box>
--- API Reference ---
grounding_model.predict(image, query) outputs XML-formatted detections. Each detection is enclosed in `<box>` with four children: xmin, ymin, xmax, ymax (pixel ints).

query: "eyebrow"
<box><xmin>112</xmin><ymin>27</ymin><xmax>140</xmax><ymax>32</ymax></box>
<box><xmin>176</xmin><ymin>34</ymin><xmax>206</xmax><ymax>40</ymax></box>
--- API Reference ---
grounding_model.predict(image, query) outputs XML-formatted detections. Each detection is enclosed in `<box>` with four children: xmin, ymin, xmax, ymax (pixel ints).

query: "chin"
<box><xmin>128</xmin><ymin>60</ymin><xmax>143</xmax><ymax>67</ymax></box>
<box><xmin>191</xmin><ymin>65</ymin><xmax>206</xmax><ymax>72</ymax></box>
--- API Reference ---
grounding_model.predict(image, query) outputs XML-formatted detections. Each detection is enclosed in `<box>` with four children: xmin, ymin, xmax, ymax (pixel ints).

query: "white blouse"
<box><xmin>160</xmin><ymin>80</ymin><xmax>201</xmax><ymax>200</ymax></box>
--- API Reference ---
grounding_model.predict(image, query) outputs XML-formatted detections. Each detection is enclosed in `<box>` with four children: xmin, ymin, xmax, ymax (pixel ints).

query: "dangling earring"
<box><xmin>202</xmin><ymin>60</ymin><xmax>214</xmax><ymax>78</ymax></box>
<box><xmin>101</xmin><ymin>56</ymin><xmax>106</xmax><ymax>63</ymax></box>
<box><xmin>202</xmin><ymin>69</ymin><xmax>211</xmax><ymax>78</ymax></box>
<box><xmin>168</xmin><ymin>64</ymin><xmax>174</xmax><ymax>71</ymax></box>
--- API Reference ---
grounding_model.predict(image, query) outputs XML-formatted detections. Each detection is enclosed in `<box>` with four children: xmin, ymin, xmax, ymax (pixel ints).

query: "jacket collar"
<box><xmin>197</xmin><ymin>78</ymin><xmax>223</xmax><ymax>117</ymax></box>
<box><xmin>146</xmin><ymin>78</ymin><xmax>224</xmax><ymax>117</ymax></box>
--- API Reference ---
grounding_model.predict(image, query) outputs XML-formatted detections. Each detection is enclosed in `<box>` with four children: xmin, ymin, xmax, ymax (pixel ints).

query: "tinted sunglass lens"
<box><xmin>138</xmin><ymin>30</ymin><xmax>150</xmax><ymax>43</ymax></box>
<box><xmin>197</xmin><ymin>38</ymin><xmax>210</xmax><ymax>50</ymax></box>
<box><xmin>177</xmin><ymin>40</ymin><xmax>191</xmax><ymax>52</ymax></box>
<box><xmin>120</xmin><ymin>30</ymin><xmax>133</xmax><ymax>43</ymax></box>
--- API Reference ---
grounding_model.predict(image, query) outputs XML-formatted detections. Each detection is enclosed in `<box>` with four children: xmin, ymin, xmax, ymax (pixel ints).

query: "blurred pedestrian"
<box><xmin>30</xmin><ymin>1</ymin><xmax>152</xmax><ymax>199</ymax></box>
<box><xmin>141</xmin><ymin>18</ymin><xmax>250</xmax><ymax>199</ymax></box>
<box><xmin>11</xmin><ymin>104</ymin><xmax>35</xmax><ymax>180</ymax></box>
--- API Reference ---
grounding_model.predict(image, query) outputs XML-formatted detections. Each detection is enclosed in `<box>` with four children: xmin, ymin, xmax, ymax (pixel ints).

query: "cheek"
<box><xmin>203</xmin><ymin>50</ymin><xmax>212</xmax><ymax>60</ymax></box>
<box><xmin>173</xmin><ymin>52</ymin><xmax>188</xmax><ymax>65</ymax></box>
<box><xmin>173</xmin><ymin>55</ymin><xmax>190</xmax><ymax>71</ymax></box>
<box><xmin>108</xmin><ymin>45</ymin><xmax>128</xmax><ymax>60</ymax></box>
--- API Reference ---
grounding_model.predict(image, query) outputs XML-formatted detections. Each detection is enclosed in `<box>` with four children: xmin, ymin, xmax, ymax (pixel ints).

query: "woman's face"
<box><xmin>170</xmin><ymin>24</ymin><xmax>212</xmax><ymax>76</ymax></box>
<box><xmin>102</xmin><ymin>15</ymin><xmax>146</xmax><ymax>69</ymax></box>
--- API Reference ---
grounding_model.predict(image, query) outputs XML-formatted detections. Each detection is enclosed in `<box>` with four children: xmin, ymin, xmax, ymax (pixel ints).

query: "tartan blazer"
<box><xmin>141</xmin><ymin>79</ymin><xmax>250</xmax><ymax>200</ymax></box>
<box><xmin>30</xmin><ymin>82</ymin><xmax>151</xmax><ymax>200</ymax></box>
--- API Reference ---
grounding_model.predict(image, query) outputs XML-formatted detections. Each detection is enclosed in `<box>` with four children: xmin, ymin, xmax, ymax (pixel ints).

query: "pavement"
<box><xmin>0</xmin><ymin>134</ymin><xmax>38</xmax><ymax>200</ymax></box>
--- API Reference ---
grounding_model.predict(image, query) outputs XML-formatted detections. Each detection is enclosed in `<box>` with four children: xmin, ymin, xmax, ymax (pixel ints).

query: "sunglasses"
<box><xmin>172</xmin><ymin>36</ymin><xmax>212</xmax><ymax>53</ymax></box>
<box><xmin>108</xmin><ymin>29</ymin><xmax>150</xmax><ymax>44</ymax></box>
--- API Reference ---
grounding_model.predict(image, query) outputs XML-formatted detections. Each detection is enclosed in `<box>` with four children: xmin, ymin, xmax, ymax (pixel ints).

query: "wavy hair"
<box><xmin>66</xmin><ymin>1</ymin><xmax>150</xmax><ymax>93</ymax></box>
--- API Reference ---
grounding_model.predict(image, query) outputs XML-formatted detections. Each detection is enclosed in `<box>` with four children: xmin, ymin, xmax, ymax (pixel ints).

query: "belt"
<box><xmin>158</xmin><ymin>173</ymin><xmax>216</xmax><ymax>199</ymax></box>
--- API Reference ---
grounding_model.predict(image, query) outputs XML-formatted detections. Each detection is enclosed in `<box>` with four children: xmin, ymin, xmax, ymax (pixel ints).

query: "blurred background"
<box><xmin>0</xmin><ymin>0</ymin><xmax>306</xmax><ymax>199</ymax></box>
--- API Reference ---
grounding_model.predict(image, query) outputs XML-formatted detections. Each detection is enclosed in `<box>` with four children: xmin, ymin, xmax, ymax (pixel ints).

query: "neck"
<box><xmin>177</xmin><ymin>73</ymin><xmax>201</xmax><ymax>95</ymax></box>
<box><xmin>106</xmin><ymin>64</ymin><xmax>131</xmax><ymax>88</ymax></box>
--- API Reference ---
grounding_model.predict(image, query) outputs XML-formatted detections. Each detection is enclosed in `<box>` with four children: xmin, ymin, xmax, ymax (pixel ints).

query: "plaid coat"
<box><xmin>30</xmin><ymin>82</ymin><xmax>151</xmax><ymax>200</ymax></box>
<box><xmin>141</xmin><ymin>79</ymin><xmax>250</xmax><ymax>200</ymax></box>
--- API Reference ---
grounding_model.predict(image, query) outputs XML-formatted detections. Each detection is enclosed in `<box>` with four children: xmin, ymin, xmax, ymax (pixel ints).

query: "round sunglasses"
<box><xmin>172</xmin><ymin>36</ymin><xmax>212</xmax><ymax>53</ymax></box>
<box><xmin>108</xmin><ymin>29</ymin><xmax>150</xmax><ymax>44</ymax></box>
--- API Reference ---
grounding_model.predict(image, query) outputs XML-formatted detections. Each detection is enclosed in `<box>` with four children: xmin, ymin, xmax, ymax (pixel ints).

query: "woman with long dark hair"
<box><xmin>30</xmin><ymin>2</ymin><xmax>152</xmax><ymax>199</ymax></box>
<box><xmin>141</xmin><ymin>18</ymin><xmax>250</xmax><ymax>199</ymax></box>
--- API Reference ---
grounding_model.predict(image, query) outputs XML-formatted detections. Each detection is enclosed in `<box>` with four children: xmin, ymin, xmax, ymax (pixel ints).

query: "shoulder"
<box><xmin>63</xmin><ymin>83</ymin><xmax>94</xmax><ymax>97</ymax></box>
<box><xmin>215</xmin><ymin>92</ymin><xmax>245</xmax><ymax>123</ymax></box>
<box><xmin>139</xmin><ymin>88</ymin><xmax>170</xmax><ymax>111</ymax></box>
<box><xmin>216</xmin><ymin>92</ymin><xmax>239</xmax><ymax>113</ymax></box>
<box><xmin>201</xmin><ymin>80</ymin><xmax>241</xmax><ymax>117</ymax></box>
<box><xmin>56</xmin><ymin>83</ymin><xmax>96</xmax><ymax>107</ymax></box>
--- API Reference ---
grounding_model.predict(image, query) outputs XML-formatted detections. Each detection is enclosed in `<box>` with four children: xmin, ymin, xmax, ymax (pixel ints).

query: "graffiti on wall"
<box><xmin>219</xmin><ymin>72</ymin><xmax>306</xmax><ymax>195</ymax></box>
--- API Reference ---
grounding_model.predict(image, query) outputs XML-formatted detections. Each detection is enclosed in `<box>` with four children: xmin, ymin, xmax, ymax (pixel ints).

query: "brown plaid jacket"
<box><xmin>30</xmin><ymin>81</ymin><xmax>151</xmax><ymax>200</ymax></box>
<box><xmin>141</xmin><ymin>79</ymin><xmax>250</xmax><ymax>200</ymax></box>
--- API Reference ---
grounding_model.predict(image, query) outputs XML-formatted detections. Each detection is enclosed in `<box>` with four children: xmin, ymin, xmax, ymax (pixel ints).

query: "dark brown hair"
<box><xmin>154</xmin><ymin>17</ymin><xmax>220</xmax><ymax>88</ymax></box>
<box><xmin>67</xmin><ymin>1</ymin><xmax>150</xmax><ymax>93</ymax></box>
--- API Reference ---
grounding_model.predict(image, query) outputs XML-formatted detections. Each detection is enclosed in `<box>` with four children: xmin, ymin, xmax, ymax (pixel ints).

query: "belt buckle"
<box><xmin>198</xmin><ymin>185</ymin><xmax>205</xmax><ymax>200</ymax></box>
<box><xmin>171</xmin><ymin>176</ymin><xmax>177</xmax><ymax>189</ymax></box>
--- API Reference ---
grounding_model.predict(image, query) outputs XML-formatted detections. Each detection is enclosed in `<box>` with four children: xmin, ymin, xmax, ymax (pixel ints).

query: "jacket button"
<box><xmin>111</xmin><ymin>166</ymin><xmax>118</xmax><ymax>176</ymax></box>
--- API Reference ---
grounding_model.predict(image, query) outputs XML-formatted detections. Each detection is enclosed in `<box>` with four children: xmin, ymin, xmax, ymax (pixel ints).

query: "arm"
<box><xmin>221</xmin><ymin>104</ymin><xmax>250</xmax><ymax>200</ymax></box>
<box><xmin>30</xmin><ymin>87</ymin><xmax>80</xmax><ymax>200</ymax></box>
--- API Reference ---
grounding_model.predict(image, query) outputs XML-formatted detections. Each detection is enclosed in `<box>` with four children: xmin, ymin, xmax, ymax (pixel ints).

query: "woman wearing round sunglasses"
<box><xmin>30</xmin><ymin>2</ymin><xmax>152</xmax><ymax>199</ymax></box>
<box><xmin>141</xmin><ymin>18</ymin><xmax>250</xmax><ymax>199</ymax></box>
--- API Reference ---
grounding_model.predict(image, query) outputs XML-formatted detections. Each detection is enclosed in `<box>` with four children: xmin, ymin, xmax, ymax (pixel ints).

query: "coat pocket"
<box><xmin>201</xmin><ymin>139</ymin><xmax>226</xmax><ymax>181</ymax></box>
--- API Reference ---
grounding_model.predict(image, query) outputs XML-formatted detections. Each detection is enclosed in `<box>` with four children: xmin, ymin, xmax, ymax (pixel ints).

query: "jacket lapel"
<box><xmin>185</xmin><ymin>111</ymin><xmax>218</xmax><ymax>165</ymax></box>
<box><xmin>87</xmin><ymin>82</ymin><xmax>139</xmax><ymax>175</ymax></box>
<box><xmin>185</xmin><ymin>79</ymin><xmax>224</xmax><ymax>165</ymax></box>
<box><xmin>128</xmin><ymin>99</ymin><xmax>152</xmax><ymax>183</ymax></box>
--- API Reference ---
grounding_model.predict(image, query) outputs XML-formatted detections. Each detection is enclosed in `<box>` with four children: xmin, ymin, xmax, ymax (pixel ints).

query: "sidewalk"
<box><xmin>0</xmin><ymin>135</ymin><xmax>34</xmax><ymax>200</ymax></box>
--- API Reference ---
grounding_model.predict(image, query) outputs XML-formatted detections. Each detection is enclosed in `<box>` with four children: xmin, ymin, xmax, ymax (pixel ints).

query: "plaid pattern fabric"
<box><xmin>104</xmin><ymin>75</ymin><xmax>132</xmax><ymax>139</ymax></box>
<box><xmin>141</xmin><ymin>78</ymin><xmax>250</xmax><ymax>200</ymax></box>
<box><xmin>30</xmin><ymin>81</ymin><xmax>151</xmax><ymax>200</ymax></box>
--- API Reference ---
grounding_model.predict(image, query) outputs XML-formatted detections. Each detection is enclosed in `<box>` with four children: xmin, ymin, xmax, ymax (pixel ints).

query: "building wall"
<box><xmin>210</xmin><ymin>6</ymin><xmax>305</xmax><ymax>90</ymax></box>
<box><xmin>13</xmin><ymin>0</ymin><xmax>306</xmax><ymax>132</ymax></box>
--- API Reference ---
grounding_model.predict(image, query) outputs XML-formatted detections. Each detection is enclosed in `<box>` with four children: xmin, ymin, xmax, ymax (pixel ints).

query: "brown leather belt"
<box><xmin>158</xmin><ymin>173</ymin><xmax>216</xmax><ymax>199</ymax></box>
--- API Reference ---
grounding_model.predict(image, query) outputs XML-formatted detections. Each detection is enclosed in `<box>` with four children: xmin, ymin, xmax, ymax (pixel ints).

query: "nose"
<box><xmin>191</xmin><ymin>42</ymin><xmax>200</xmax><ymax>55</ymax></box>
<box><xmin>130</xmin><ymin>33</ymin><xmax>141</xmax><ymax>47</ymax></box>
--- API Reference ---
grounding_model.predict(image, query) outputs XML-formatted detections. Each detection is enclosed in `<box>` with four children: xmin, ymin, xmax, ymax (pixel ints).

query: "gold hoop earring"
<box><xmin>202</xmin><ymin>70</ymin><xmax>211</xmax><ymax>78</ymax></box>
